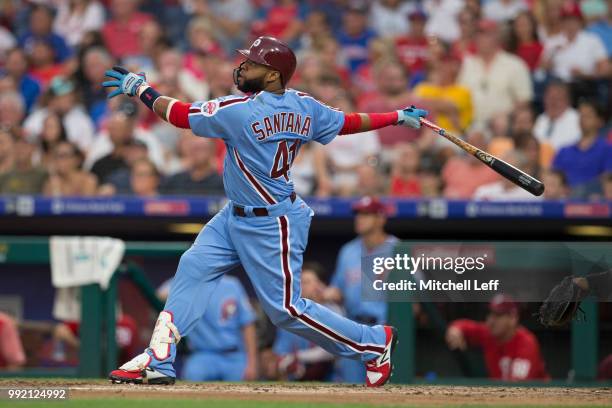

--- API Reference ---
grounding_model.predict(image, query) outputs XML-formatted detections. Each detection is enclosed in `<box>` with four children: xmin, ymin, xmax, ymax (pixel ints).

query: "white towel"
<box><xmin>50</xmin><ymin>236</ymin><xmax>125</xmax><ymax>290</ymax></box>
<box><xmin>50</xmin><ymin>236</ymin><xmax>125</xmax><ymax>321</ymax></box>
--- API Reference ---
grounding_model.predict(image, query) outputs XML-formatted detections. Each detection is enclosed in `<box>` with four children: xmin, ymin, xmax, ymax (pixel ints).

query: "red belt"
<box><xmin>233</xmin><ymin>192</ymin><xmax>296</xmax><ymax>217</ymax></box>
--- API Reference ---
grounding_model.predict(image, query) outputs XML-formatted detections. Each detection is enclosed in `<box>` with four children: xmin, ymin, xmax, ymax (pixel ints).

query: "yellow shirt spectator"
<box><xmin>414</xmin><ymin>83</ymin><xmax>473</xmax><ymax>133</ymax></box>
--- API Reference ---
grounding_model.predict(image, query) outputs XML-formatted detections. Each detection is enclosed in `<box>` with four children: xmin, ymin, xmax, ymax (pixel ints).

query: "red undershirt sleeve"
<box><xmin>339</xmin><ymin>112</ymin><xmax>398</xmax><ymax>135</ymax></box>
<box><xmin>167</xmin><ymin>101</ymin><xmax>191</xmax><ymax>129</ymax></box>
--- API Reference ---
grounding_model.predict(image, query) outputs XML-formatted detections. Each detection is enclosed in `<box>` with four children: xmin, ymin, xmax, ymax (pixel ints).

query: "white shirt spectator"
<box><xmin>473</xmin><ymin>181</ymin><xmax>543</xmax><ymax>201</ymax></box>
<box><xmin>85</xmin><ymin>127</ymin><xmax>166</xmax><ymax>175</ymax></box>
<box><xmin>326</xmin><ymin>130</ymin><xmax>381</xmax><ymax>193</ymax></box>
<box><xmin>369</xmin><ymin>1</ymin><xmax>415</xmax><ymax>38</ymax></box>
<box><xmin>533</xmin><ymin>107</ymin><xmax>581</xmax><ymax>150</ymax></box>
<box><xmin>544</xmin><ymin>30</ymin><xmax>608</xmax><ymax>81</ymax></box>
<box><xmin>483</xmin><ymin>0</ymin><xmax>527</xmax><ymax>22</ymax></box>
<box><xmin>424</xmin><ymin>0</ymin><xmax>464</xmax><ymax>42</ymax></box>
<box><xmin>53</xmin><ymin>1</ymin><xmax>106</xmax><ymax>47</ymax></box>
<box><xmin>459</xmin><ymin>51</ymin><xmax>533</xmax><ymax>125</ymax></box>
<box><xmin>24</xmin><ymin>107</ymin><xmax>95</xmax><ymax>154</ymax></box>
<box><xmin>0</xmin><ymin>26</ymin><xmax>16</xmax><ymax>60</ymax></box>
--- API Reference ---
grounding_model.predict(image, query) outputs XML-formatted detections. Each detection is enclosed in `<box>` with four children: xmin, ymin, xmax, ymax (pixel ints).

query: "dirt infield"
<box><xmin>2</xmin><ymin>379</ymin><xmax>611</xmax><ymax>407</ymax></box>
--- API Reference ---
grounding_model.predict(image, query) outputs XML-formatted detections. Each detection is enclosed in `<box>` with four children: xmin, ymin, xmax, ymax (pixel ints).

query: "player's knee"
<box><xmin>176</xmin><ymin>249</ymin><xmax>202</xmax><ymax>278</ymax></box>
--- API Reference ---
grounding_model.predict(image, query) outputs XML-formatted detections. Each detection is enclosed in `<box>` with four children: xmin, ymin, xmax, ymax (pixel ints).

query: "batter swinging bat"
<box><xmin>419</xmin><ymin>117</ymin><xmax>545</xmax><ymax>196</ymax></box>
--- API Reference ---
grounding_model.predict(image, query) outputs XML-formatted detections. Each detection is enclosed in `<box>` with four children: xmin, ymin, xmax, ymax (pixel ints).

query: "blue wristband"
<box><xmin>139</xmin><ymin>86</ymin><xmax>161</xmax><ymax>111</ymax></box>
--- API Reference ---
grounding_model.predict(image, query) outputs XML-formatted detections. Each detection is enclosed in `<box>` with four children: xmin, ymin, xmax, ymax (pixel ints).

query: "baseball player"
<box><xmin>324</xmin><ymin>197</ymin><xmax>398</xmax><ymax>383</ymax></box>
<box><xmin>104</xmin><ymin>36</ymin><xmax>427</xmax><ymax>387</ymax></box>
<box><xmin>446</xmin><ymin>294</ymin><xmax>549</xmax><ymax>381</ymax></box>
<box><xmin>158</xmin><ymin>275</ymin><xmax>258</xmax><ymax>382</ymax></box>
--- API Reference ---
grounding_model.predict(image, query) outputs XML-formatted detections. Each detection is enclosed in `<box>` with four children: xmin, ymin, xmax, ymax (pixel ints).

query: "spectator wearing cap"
<box><xmin>483</xmin><ymin>0</ymin><xmax>527</xmax><ymax>23</ymax></box>
<box><xmin>458</xmin><ymin>19</ymin><xmax>533</xmax><ymax>127</ymax></box>
<box><xmin>102</xmin><ymin>0</ymin><xmax>153</xmax><ymax>59</ymax></box>
<box><xmin>552</xmin><ymin>100</ymin><xmax>612</xmax><ymax>198</ymax></box>
<box><xmin>0</xmin><ymin>48</ymin><xmax>41</xmax><ymax>114</ymax></box>
<box><xmin>336</xmin><ymin>1</ymin><xmax>378</xmax><ymax>74</ymax></box>
<box><xmin>533</xmin><ymin>81</ymin><xmax>580</xmax><ymax>151</ymax></box>
<box><xmin>395</xmin><ymin>9</ymin><xmax>430</xmax><ymax>79</ymax></box>
<box><xmin>323</xmin><ymin>196</ymin><xmax>398</xmax><ymax>383</ymax></box>
<box><xmin>585</xmin><ymin>0</ymin><xmax>612</xmax><ymax>57</ymax></box>
<box><xmin>446</xmin><ymin>294</ymin><xmax>549</xmax><ymax>381</ymax></box>
<box><xmin>43</xmin><ymin>141</ymin><xmax>97</xmax><ymax>197</ymax></box>
<box><xmin>414</xmin><ymin>52</ymin><xmax>473</xmax><ymax>134</ymax></box>
<box><xmin>369</xmin><ymin>0</ymin><xmax>415</xmax><ymax>39</ymax></box>
<box><xmin>24</xmin><ymin>77</ymin><xmax>95</xmax><ymax>153</ymax></box>
<box><xmin>161</xmin><ymin>137</ymin><xmax>224</xmax><ymax>196</ymax></box>
<box><xmin>18</xmin><ymin>5</ymin><xmax>72</xmax><ymax>63</ymax></box>
<box><xmin>182</xmin><ymin>17</ymin><xmax>224</xmax><ymax>89</ymax></box>
<box><xmin>541</xmin><ymin>1</ymin><xmax>609</xmax><ymax>82</ymax></box>
<box><xmin>53</xmin><ymin>0</ymin><xmax>105</xmax><ymax>48</ymax></box>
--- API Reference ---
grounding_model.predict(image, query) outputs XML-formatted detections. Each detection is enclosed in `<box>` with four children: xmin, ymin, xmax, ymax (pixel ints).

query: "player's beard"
<box><xmin>236</xmin><ymin>75</ymin><xmax>266</xmax><ymax>94</ymax></box>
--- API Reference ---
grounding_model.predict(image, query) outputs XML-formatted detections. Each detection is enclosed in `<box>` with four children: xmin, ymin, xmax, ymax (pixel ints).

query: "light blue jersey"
<box><xmin>188</xmin><ymin>90</ymin><xmax>345</xmax><ymax>206</ymax></box>
<box><xmin>331</xmin><ymin>236</ymin><xmax>399</xmax><ymax>325</ymax></box>
<box><xmin>187</xmin><ymin>275</ymin><xmax>255</xmax><ymax>352</ymax></box>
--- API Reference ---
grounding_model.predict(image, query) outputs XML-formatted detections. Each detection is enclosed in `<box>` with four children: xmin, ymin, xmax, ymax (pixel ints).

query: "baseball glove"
<box><xmin>536</xmin><ymin>276</ymin><xmax>588</xmax><ymax>327</ymax></box>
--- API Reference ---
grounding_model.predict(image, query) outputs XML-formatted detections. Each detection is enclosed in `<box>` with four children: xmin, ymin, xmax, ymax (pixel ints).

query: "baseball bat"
<box><xmin>419</xmin><ymin>118</ymin><xmax>545</xmax><ymax>197</ymax></box>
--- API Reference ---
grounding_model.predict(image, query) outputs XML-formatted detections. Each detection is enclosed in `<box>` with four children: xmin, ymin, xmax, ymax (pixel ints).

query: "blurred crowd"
<box><xmin>0</xmin><ymin>0</ymin><xmax>611</xmax><ymax>200</ymax></box>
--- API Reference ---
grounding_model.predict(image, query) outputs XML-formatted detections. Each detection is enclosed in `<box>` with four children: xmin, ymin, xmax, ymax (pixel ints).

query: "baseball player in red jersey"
<box><xmin>446</xmin><ymin>294</ymin><xmax>548</xmax><ymax>381</ymax></box>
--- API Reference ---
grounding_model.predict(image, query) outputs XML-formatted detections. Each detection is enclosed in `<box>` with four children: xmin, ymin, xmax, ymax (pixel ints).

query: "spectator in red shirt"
<box><xmin>0</xmin><ymin>312</ymin><xmax>26</xmax><ymax>369</ymax></box>
<box><xmin>446</xmin><ymin>294</ymin><xmax>549</xmax><ymax>381</ymax></box>
<box><xmin>251</xmin><ymin>0</ymin><xmax>304</xmax><ymax>46</ymax></box>
<box><xmin>507</xmin><ymin>11</ymin><xmax>544</xmax><ymax>71</ymax></box>
<box><xmin>357</xmin><ymin>59</ymin><xmax>426</xmax><ymax>148</ymax></box>
<box><xmin>395</xmin><ymin>9</ymin><xmax>430</xmax><ymax>79</ymax></box>
<box><xmin>389</xmin><ymin>143</ymin><xmax>422</xmax><ymax>197</ymax></box>
<box><xmin>102</xmin><ymin>0</ymin><xmax>153</xmax><ymax>59</ymax></box>
<box><xmin>451</xmin><ymin>8</ymin><xmax>479</xmax><ymax>60</ymax></box>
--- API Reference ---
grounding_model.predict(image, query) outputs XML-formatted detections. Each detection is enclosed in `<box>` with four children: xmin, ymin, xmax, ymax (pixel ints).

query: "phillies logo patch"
<box><xmin>221</xmin><ymin>298</ymin><xmax>238</xmax><ymax>322</ymax></box>
<box><xmin>201</xmin><ymin>100</ymin><xmax>219</xmax><ymax>117</ymax></box>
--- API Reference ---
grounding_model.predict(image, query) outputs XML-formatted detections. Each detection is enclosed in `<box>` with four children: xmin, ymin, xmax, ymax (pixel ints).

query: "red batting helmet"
<box><xmin>237</xmin><ymin>36</ymin><xmax>297</xmax><ymax>87</ymax></box>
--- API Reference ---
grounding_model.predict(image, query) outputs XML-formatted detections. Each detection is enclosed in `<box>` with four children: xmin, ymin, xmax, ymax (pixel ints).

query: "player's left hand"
<box><xmin>397</xmin><ymin>105</ymin><xmax>428</xmax><ymax>129</ymax></box>
<box><xmin>102</xmin><ymin>66</ymin><xmax>147</xmax><ymax>99</ymax></box>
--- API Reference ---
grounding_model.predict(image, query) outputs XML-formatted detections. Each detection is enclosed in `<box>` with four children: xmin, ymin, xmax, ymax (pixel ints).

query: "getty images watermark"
<box><xmin>371</xmin><ymin>253</ymin><xmax>500</xmax><ymax>292</ymax></box>
<box><xmin>361</xmin><ymin>241</ymin><xmax>612</xmax><ymax>302</ymax></box>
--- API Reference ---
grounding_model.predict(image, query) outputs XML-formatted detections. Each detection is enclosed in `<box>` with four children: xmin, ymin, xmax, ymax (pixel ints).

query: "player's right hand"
<box><xmin>102</xmin><ymin>66</ymin><xmax>147</xmax><ymax>98</ymax></box>
<box><xmin>445</xmin><ymin>326</ymin><xmax>467</xmax><ymax>351</ymax></box>
<box><xmin>397</xmin><ymin>105</ymin><xmax>428</xmax><ymax>129</ymax></box>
